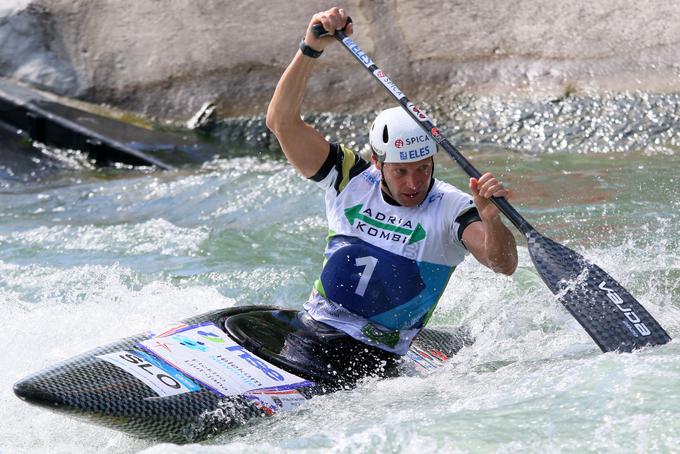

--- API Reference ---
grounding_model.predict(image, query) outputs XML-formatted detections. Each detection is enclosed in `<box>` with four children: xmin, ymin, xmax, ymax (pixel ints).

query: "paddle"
<box><xmin>312</xmin><ymin>23</ymin><xmax>671</xmax><ymax>353</ymax></box>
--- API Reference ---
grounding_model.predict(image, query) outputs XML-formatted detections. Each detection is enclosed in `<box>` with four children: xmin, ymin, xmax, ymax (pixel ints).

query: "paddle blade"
<box><xmin>526</xmin><ymin>231</ymin><xmax>671</xmax><ymax>352</ymax></box>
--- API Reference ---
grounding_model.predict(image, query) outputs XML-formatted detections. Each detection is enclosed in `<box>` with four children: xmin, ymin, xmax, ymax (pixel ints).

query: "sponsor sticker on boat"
<box><xmin>98</xmin><ymin>349</ymin><xmax>200</xmax><ymax>397</ymax></box>
<box><xmin>406</xmin><ymin>345</ymin><xmax>447</xmax><ymax>372</ymax></box>
<box><xmin>244</xmin><ymin>388</ymin><xmax>308</xmax><ymax>414</ymax></box>
<box><xmin>137</xmin><ymin>322</ymin><xmax>313</xmax><ymax>397</ymax></box>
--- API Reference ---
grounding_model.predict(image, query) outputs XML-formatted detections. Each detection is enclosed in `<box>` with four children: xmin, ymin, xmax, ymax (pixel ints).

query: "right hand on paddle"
<box><xmin>304</xmin><ymin>7</ymin><xmax>353</xmax><ymax>52</ymax></box>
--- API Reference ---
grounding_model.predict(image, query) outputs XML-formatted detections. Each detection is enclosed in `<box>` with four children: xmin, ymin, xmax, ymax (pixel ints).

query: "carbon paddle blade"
<box><xmin>526</xmin><ymin>230</ymin><xmax>671</xmax><ymax>352</ymax></box>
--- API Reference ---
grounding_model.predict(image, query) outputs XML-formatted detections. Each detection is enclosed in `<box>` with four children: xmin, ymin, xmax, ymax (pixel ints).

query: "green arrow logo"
<box><xmin>344</xmin><ymin>204</ymin><xmax>426</xmax><ymax>244</ymax></box>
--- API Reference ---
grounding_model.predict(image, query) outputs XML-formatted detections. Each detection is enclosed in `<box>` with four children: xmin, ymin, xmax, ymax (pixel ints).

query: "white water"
<box><xmin>1</xmin><ymin>142</ymin><xmax>679</xmax><ymax>453</ymax></box>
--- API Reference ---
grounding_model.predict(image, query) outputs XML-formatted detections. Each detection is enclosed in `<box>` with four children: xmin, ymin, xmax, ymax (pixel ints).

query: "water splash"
<box><xmin>2</xmin><ymin>94</ymin><xmax>680</xmax><ymax>452</ymax></box>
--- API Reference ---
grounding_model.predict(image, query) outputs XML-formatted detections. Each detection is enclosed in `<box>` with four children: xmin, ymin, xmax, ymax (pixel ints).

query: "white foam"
<box><xmin>0</xmin><ymin>219</ymin><xmax>209</xmax><ymax>255</ymax></box>
<box><xmin>2</xmin><ymin>262</ymin><xmax>234</xmax><ymax>453</ymax></box>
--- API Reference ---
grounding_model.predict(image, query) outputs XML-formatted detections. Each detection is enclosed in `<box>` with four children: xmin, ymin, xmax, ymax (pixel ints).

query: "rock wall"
<box><xmin>1</xmin><ymin>0</ymin><xmax>679</xmax><ymax>122</ymax></box>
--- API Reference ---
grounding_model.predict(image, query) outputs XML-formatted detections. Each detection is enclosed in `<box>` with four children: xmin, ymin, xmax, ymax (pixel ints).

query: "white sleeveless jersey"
<box><xmin>304</xmin><ymin>144</ymin><xmax>478</xmax><ymax>354</ymax></box>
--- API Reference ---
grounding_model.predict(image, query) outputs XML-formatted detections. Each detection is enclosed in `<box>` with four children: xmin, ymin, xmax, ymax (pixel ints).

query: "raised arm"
<box><xmin>266</xmin><ymin>8</ymin><xmax>353</xmax><ymax>178</ymax></box>
<box><xmin>462</xmin><ymin>172</ymin><xmax>518</xmax><ymax>275</ymax></box>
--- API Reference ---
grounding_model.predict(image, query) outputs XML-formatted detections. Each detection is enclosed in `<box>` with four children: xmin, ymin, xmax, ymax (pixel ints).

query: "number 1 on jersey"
<box><xmin>355</xmin><ymin>256</ymin><xmax>378</xmax><ymax>296</ymax></box>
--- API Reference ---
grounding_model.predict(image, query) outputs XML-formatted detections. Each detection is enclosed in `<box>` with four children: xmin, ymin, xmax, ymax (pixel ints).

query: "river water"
<box><xmin>1</xmin><ymin>99</ymin><xmax>679</xmax><ymax>453</ymax></box>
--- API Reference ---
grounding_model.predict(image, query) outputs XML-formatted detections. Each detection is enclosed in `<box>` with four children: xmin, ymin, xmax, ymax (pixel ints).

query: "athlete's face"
<box><xmin>376</xmin><ymin>158</ymin><xmax>434</xmax><ymax>207</ymax></box>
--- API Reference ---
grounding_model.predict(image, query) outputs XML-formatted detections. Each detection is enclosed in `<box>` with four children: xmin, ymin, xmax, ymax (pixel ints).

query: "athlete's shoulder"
<box><xmin>310</xmin><ymin>143</ymin><xmax>371</xmax><ymax>193</ymax></box>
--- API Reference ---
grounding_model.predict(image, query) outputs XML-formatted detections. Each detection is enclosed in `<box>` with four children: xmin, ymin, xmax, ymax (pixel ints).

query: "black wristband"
<box><xmin>299</xmin><ymin>39</ymin><xmax>323</xmax><ymax>58</ymax></box>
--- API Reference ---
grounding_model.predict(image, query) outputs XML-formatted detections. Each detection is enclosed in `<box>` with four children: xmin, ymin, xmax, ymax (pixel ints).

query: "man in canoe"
<box><xmin>266</xmin><ymin>7</ymin><xmax>518</xmax><ymax>384</ymax></box>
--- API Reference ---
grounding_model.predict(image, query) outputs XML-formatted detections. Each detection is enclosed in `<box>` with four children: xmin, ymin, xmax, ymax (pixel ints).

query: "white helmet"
<box><xmin>369</xmin><ymin>107</ymin><xmax>436</xmax><ymax>163</ymax></box>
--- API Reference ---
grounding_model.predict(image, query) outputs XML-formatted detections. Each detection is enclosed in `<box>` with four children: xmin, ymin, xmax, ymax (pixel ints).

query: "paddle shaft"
<box><xmin>316</xmin><ymin>27</ymin><xmax>534</xmax><ymax>236</ymax></box>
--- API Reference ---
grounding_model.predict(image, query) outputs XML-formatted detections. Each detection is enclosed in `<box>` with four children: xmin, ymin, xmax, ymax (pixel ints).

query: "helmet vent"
<box><xmin>382</xmin><ymin>125</ymin><xmax>389</xmax><ymax>143</ymax></box>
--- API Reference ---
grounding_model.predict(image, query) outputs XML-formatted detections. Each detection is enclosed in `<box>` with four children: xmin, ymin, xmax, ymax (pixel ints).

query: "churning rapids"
<box><xmin>2</xmin><ymin>93</ymin><xmax>679</xmax><ymax>453</ymax></box>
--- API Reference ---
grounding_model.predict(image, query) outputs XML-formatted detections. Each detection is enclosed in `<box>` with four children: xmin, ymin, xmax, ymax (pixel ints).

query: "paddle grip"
<box><xmin>311</xmin><ymin>16</ymin><xmax>352</xmax><ymax>39</ymax></box>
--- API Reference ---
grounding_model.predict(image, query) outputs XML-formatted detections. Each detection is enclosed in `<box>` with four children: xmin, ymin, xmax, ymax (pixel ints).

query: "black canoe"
<box><xmin>14</xmin><ymin>305</ymin><xmax>471</xmax><ymax>443</ymax></box>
